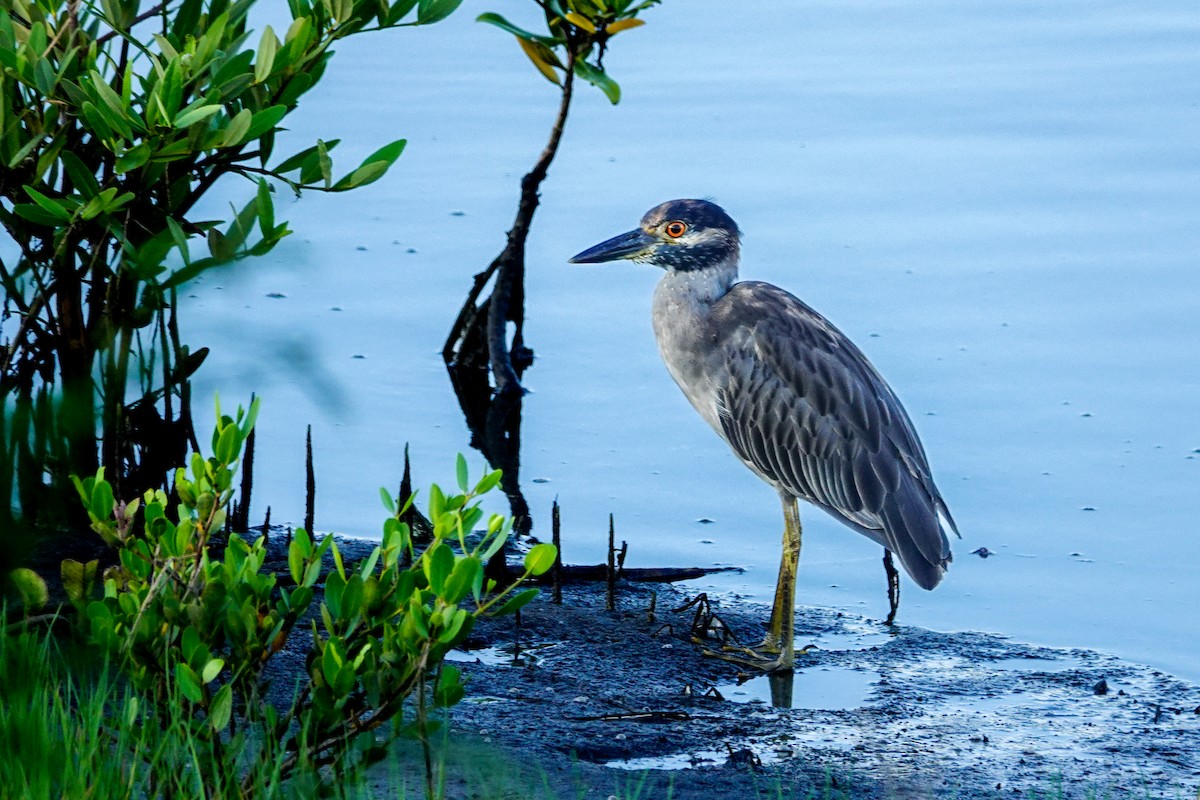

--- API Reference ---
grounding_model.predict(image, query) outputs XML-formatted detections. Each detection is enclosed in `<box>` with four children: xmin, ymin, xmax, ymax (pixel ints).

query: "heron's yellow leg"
<box><xmin>764</xmin><ymin>494</ymin><xmax>802</xmax><ymax>662</ymax></box>
<box><xmin>702</xmin><ymin>493</ymin><xmax>802</xmax><ymax>672</ymax></box>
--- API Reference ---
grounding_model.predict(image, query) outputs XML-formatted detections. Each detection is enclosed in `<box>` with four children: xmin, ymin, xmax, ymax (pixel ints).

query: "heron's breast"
<box><xmin>651</xmin><ymin>283</ymin><xmax>726</xmax><ymax>432</ymax></box>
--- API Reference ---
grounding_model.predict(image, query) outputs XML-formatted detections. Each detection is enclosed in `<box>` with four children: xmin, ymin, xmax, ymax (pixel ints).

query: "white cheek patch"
<box><xmin>682</xmin><ymin>228</ymin><xmax>730</xmax><ymax>247</ymax></box>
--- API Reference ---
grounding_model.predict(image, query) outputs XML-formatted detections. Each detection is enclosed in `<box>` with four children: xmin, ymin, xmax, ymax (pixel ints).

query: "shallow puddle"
<box><xmin>717</xmin><ymin>666</ymin><xmax>877</xmax><ymax>710</ymax></box>
<box><xmin>445</xmin><ymin>642</ymin><xmax>555</xmax><ymax>668</ymax></box>
<box><xmin>606</xmin><ymin>746</ymin><xmax>784</xmax><ymax>771</ymax></box>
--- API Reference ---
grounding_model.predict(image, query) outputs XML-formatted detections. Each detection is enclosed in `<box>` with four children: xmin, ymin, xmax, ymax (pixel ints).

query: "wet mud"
<box><xmin>390</xmin><ymin>577</ymin><xmax>1200</xmax><ymax>799</ymax></box>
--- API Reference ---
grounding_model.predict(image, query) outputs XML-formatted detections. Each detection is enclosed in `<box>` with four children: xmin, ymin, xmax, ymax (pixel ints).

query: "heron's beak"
<box><xmin>569</xmin><ymin>228</ymin><xmax>656</xmax><ymax>263</ymax></box>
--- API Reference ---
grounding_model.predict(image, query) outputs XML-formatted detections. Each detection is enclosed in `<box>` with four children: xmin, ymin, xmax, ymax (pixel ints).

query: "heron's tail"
<box><xmin>881</xmin><ymin>479</ymin><xmax>953</xmax><ymax>591</ymax></box>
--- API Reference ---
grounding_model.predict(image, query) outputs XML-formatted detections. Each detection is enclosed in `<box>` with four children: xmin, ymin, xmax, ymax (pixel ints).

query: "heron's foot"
<box><xmin>700</xmin><ymin>640</ymin><xmax>815</xmax><ymax>673</ymax></box>
<box><xmin>702</xmin><ymin>641</ymin><xmax>790</xmax><ymax>673</ymax></box>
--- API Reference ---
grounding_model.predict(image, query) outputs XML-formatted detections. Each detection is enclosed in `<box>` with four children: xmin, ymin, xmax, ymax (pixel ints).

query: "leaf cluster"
<box><xmin>62</xmin><ymin>400</ymin><xmax>554</xmax><ymax>797</ymax></box>
<box><xmin>1</xmin><ymin>0</ymin><xmax>433</xmax><ymax>289</ymax></box>
<box><xmin>0</xmin><ymin>0</ymin><xmax>457</xmax><ymax>513</ymax></box>
<box><xmin>479</xmin><ymin>0</ymin><xmax>660</xmax><ymax>104</ymax></box>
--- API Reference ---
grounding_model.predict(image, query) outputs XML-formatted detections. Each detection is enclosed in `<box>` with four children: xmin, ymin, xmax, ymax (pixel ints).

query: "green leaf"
<box><xmin>330</xmin><ymin>160</ymin><xmax>389</xmax><ymax>191</ymax></box>
<box><xmin>475</xmin><ymin>13</ymin><xmax>557</xmax><ymax>45</ymax></box>
<box><xmin>182</xmin><ymin>627</ymin><xmax>204</xmax><ymax>667</ymax></box>
<box><xmin>574</xmin><ymin>59</ymin><xmax>621</xmax><ymax>104</ymax></box>
<box><xmin>159</xmin><ymin>57</ymin><xmax>184</xmax><ymax>121</ymax></box>
<box><xmin>60</xmin><ymin>152</ymin><xmax>101</xmax><ymax>199</ymax></box>
<box><xmin>428</xmin><ymin>484</ymin><xmax>445</xmax><ymax>522</ymax></box>
<box><xmin>316</xmin><ymin>139</ymin><xmax>333</xmax><ymax>187</ymax></box>
<box><xmin>288</xmin><ymin>538</ymin><xmax>305</xmax><ymax>584</ymax></box>
<box><xmin>417</xmin><ymin>0</ymin><xmax>464</xmax><ymax>24</ymax></box>
<box><xmin>208</xmin><ymin>228</ymin><xmax>234</xmax><ymax>261</ymax></box>
<box><xmin>166</xmin><ymin>217</ymin><xmax>191</xmax><ymax>264</ymax></box>
<box><xmin>384</xmin><ymin>0</ymin><xmax>420</xmax><ymax>24</ymax></box>
<box><xmin>331</xmin><ymin>540</ymin><xmax>346</xmax><ymax>580</ymax></box>
<box><xmin>290</xmin><ymin>586</ymin><xmax>315</xmax><ymax>614</ymax></box>
<box><xmin>8</xmin><ymin>568</ymin><xmax>49</xmax><ymax>610</ymax></box>
<box><xmin>201</xmin><ymin>658</ymin><xmax>225</xmax><ymax>684</ymax></box>
<box><xmin>174</xmin><ymin>104</ymin><xmax>222</xmax><ymax>129</ymax></box>
<box><xmin>382</xmin><ymin>518</ymin><xmax>409</xmax><ymax>552</ymax></box>
<box><xmin>358</xmin><ymin>547</ymin><xmax>381</xmax><ymax>581</ymax></box>
<box><xmin>60</xmin><ymin>559</ymin><xmax>98</xmax><ymax>604</ymax></box>
<box><xmin>331</xmin><ymin>140</ymin><xmax>407</xmax><ymax>190</ymax></box>
<box><xmin>209</xmin><ymin>50</ymin><xmax>254</xmax><ymax>98</ymax></box>
<box><xmin>273</xmin><ymin>139</ymin><xmax>340</xmax><ymax>174</ymax></box>
<box><xmin>22</xmin><ymin>187</ymin><xmax>74</xmax><ymax>222</ymax></box>
<box><xmin>215</xmin><ymin>420</ymin><xmax>239</xmax><ymax>464</ymax></box>
<box><xmin>88</xmin><ymin>69</ymin><xmax>139</xmax><ymax>135</ymax></box>
<box><xmin>480</xmin><ymin>525</ymin><xmax>509</xmax><ymax>563</ymax></box>
<box><xmin>437</xmin><ymin>606</ymin><xmax>469</xmax><ymax>645</ymax></box>
<box><xmin>115</xmin><ymin>143</ymin><xmax>151</xmax><ymax>174</ymax></box>
<box><xmin>474</xmin><ymin>469</ymin><xmax>502</xmax><ymax>495</ymax></box>
<box><xmin>363</xmin><ymin>138</ymin><xmax>407</xmax><ymax>167</ymax></box>
<box><xmin>433</xmin><ymin>664</ymin><xmax>466</xmax><ymax>707</ymax></box>
<box><xmin>340</xmin><ymin>574</ymin><xmax>364</xmax><ymax>618</ymax></box>
<box><xmin>277</xmin><ymin>73</ymin><xmax>315</xmax><ymax>109</ymax></box>
<box><xmin>441</xmin><ymin>556</ymin><xmax>481</xmax><ymax>605</ymax></box>
<box><xmin>329</xmin><ymin>0</ymin><xmax>353</xmax><ymax>23</ymax></box>
<box><xmin>394</xmin><ymin>570</ymin><xmax>416</xmax><ymax>606</ymax></box>
<box><xmin>91</xmin><ymin>479</ymin><xmax>115</xmax><ymax>522</ymax></box>
<box><xmin>80</xmin><ymin>188</ymin><xmax>115</xmax><ymax>220</ymax></box>
<box><xmin>209</xmin><ymin>684</ymin><xmax>233</xmax><ymax>731</ymax></box>
<box><xmin>255</xmin><ymin>25</ymin><xmax>279</xmax><ymax>84</ymax></box>
<box><xmin>252</xmin><ymin>180</ymin><xmax>274</xmax><ymax>240</ymax></box>
<box><xmin>81</xmin><ymin>102</ymin><xmax>115</xmax><ymax>142</ymax></box>
<box><xmin>379</xmin><ymin>487</ymin><xmax>395</xmax><ymax>514</ymax></box>
<box><xmin>175</xmin><ymin>663</ymin><xmax>203</xmax><ymax>704</ymax></box>
<box><xmin>325</xmin><ymin>570</ymin><xmax>345</xmax><ymax>618</ymax></box>
<box><xmin>321</xmin><ymin>637</ymin><xmax>346</xmax><ymax>686</ymax></box>
<box><xmin>223</xmin><ymin>108</ymin><xmax>252</xmax><ymax>147</ymax></box>
<box><xmin>524</xmin><ymin>543</ymin><xmax>557</xmax><ymax>576</ymax></box>
<box><xmin>303</xmin><ymin>558</ymin><xmax>321</xmax><ymax>587</ymax></box>
<box><xmin>425</xmin><ymin>543</ymin><xmax>454</xmax><ymax>595</ymax></box>
<box><xmin>492</xmin><ymin>587</ymin><xmax>538</xmax><ymax>616</ymax></box>
<box><xmin>455</xmin><ymin>454</ymin><xmax>469</xmax><ymax>492</ymax></box>
<box><xmin>12</xmin><ymin>204</ymin><xmax>67</xmax><ymax>227</ymax></box>
<box><xmin>241</xmin><ymin>396</ymin><xmax>261</xmax><ymax>438</ymax></box>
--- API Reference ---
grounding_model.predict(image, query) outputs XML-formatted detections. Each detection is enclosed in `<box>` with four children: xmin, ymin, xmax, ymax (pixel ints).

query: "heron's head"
<box><xmin>569</xmin><ymin>199</ymin><xmax>741</xmax><ymax>271</ymax></box>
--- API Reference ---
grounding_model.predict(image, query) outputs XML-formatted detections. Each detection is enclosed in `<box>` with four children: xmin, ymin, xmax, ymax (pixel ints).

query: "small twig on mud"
<box><xmin>551</xmin><ymin>499</ymin><xmax>562</xmax><ymax>605</ymax></box>
<box><xmin>232</xmin><ymin>409</ymin><xmax>255</xmax><ymax>531</ymax></box>
<box><xmin>304</xmin><ymin>425</ymin><xmax>315</xmax><ymax>536</ymax></box>
<box><xmin>606</xmin><ymin>513</ymin><xmax>616</xmax><ymax>611</ymax></box>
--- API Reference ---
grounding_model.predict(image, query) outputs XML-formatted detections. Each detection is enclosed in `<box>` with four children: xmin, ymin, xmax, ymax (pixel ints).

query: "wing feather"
<box><xmin>709</xmin><ymin>281</ymin><xmax>955</xmax><ymax>589</ymax></box>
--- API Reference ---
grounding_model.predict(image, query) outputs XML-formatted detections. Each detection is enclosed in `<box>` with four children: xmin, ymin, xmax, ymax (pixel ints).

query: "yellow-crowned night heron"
<box><xmin>570</xmin><ymin>199</ymin><xmax>957</xmax><ymax>672</ymax></box>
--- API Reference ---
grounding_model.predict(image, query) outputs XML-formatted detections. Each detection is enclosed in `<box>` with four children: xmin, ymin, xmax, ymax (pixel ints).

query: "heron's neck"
<box><xmin>656</xmin><ymin>256</ymin><xmax>739</xmax><ymax>308</ymax></box>
<box><xmin>650</xmin><ymin>256</ymin><xmax>739</xmax><ymax>433</ymax></box>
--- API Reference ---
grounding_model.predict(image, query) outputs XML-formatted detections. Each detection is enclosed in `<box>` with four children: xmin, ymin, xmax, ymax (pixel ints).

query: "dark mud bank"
<box><xmin>390</xmin><ymin>574</ymin><xmax>1199</xmax><ymax>799</ymax></box>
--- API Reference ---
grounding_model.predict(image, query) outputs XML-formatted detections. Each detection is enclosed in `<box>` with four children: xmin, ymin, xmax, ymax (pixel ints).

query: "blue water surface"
<box><xmin>184</xmin><ymin>1</ymin><xmax>1200</xmax><ymax>681</ymax></box>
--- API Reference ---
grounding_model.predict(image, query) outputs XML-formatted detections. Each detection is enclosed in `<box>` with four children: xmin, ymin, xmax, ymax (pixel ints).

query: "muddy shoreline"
<box><xmin>371</xmin><ymin>551</ymin><xmax>1200</xmax><ymax>799</ymax></box>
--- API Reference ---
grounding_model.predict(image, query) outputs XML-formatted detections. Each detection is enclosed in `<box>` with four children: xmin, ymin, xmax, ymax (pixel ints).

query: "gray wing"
<box><xmin>710</xmin><ymin>281</ymin><xmax>956</xmax><ymax>590</ymax></box>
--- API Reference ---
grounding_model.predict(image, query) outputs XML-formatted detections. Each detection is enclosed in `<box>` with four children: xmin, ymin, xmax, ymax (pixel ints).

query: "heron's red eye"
<box><xmin>665</xmin><ymin>221</ymin><xmax>687</xmax><ymax>238</ymax></box>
